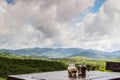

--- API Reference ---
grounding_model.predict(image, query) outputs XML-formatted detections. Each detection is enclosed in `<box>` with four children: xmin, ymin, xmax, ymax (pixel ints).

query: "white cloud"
<box><xmin>0</xmin><ymin>0</ymin><xmax>120</xmax><ymax>51</ymax></box>
<box><xmin>74</xmin><ymin>0</ymin><xmax>120</xmax><ymax>51</ymax></box>
<box><xmin>0</xmin><ymin>0</ymin><xmax>94</xmax><ymax>49</ymax></box>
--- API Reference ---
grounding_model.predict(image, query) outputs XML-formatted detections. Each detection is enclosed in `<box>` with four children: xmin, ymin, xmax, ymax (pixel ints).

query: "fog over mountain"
<box><xmin>0</xmin><ymin>48</ymin><xmax>120</xmax><ymax>59</ymax></box>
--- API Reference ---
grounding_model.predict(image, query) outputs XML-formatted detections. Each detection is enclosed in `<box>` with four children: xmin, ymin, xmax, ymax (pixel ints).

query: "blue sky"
<box><xmin>6</xmin><ymin>0</ymin><xmax>14</xmax><ymax>4</ymax></box>
<box><xmin>69</xmin><ymin>0</ymin><xmax>106</xmax><ymax>28</ymax></box>
<box><xmin>90</xmin><ymin>0</ymin><xmax>106</xmax><ymax>13</ymax></box>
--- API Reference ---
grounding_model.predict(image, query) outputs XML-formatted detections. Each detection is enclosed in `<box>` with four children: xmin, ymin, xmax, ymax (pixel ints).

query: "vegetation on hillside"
<box><xmin>54</xmin><ymin>56</ymin><xmax>120</xmax><ymax>71</ymax></box>
<box><xmin>0</xmin><ymin>53</ymin><xmax>120</xmax><ymax>80</ymax></box>
<box><xmin>0</xmin><ymin>78</ymin><xmax>5</xmax><ymax>80</ymax></box>
<box><xmin>0</xmin><ymin>53</ymin><xmax>67</xmax><ymax>78</ymax></box>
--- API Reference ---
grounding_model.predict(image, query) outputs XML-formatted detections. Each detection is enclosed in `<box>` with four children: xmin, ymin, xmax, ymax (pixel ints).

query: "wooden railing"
<box><xmin>106</xmin><ymin>62</ymin><xmax>120</xmax><ymax>72</ymax></box>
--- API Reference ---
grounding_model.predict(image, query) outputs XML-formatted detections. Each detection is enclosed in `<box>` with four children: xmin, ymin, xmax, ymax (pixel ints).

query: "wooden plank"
<box><xmin>7</xmin><ymin>76</ymin><xmax>25</xmax><ymax>80</ymax></box>
<box><xmin>106</xmin><ymin>62</ymin><xmax>120</xmax><ymax>72</ymax></box>
<box><xmin>7</xmin><ymin>71</ymin><xmax>120</xmax><ymax>80</ymax></box>
<box><xmin>110</xmin><ymin>78</ymin><xmax>120</xmax><ymax>80</ymax></box>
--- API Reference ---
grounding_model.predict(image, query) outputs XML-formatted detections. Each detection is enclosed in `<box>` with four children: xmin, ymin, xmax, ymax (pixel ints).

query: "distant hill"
<box><xmin>0</xmin><ymin>48</ymin><xmax>120</xmax><ymax>59</ymax></box>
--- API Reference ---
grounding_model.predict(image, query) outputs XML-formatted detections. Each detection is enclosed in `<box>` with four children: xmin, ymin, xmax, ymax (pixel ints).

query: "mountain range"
<box><xmin>0</xmin><ymin>48</ymin><xmax>120</xmax><ymax>59</ymax></box>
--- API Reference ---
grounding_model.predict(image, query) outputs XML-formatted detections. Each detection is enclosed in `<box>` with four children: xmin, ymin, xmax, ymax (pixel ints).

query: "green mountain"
<box><xmin>0</xmin><ymin>48</ymin><xmax>120</xmax><ymax>59</ymax></box>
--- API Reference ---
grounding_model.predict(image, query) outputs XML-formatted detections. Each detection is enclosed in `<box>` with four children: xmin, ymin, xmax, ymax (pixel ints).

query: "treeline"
<box><xmin>54</xmin><ymin>56</ymin><xmax>118</xmax><ymax>72</ymax></box>
<box><xmin>0</xmin><ymin>53</ymin><xmax>67</xmax><ymax>78</ymax></box>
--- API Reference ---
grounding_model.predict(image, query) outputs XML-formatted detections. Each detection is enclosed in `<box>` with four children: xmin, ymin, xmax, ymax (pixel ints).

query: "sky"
<box><xmin>0</xmin><ymin>0</ymin><xmax>120</xmax><ymax>51</ymax></box>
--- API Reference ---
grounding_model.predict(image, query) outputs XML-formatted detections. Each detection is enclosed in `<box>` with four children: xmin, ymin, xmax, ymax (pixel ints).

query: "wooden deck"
<box><xmin>7</xmin><ymin>70</ymin><xmax>120</xmax><ymax>80</ymax></box>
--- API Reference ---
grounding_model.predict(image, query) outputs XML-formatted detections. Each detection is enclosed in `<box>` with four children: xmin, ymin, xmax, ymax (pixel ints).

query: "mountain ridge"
<box><xmin>0</xmin><ymin>48</ymin><xmax>120</xmax><ymax>59</ymax></box>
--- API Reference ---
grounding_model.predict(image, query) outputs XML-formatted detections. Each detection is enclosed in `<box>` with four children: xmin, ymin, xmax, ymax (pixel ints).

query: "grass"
<box><xmin>0</xmin><ymin>78</ymin><xmax>6</xmax><ymax>80</ymax></box>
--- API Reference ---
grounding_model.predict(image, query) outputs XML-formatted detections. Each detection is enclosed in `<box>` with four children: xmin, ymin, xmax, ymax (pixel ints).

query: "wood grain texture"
<box><xmin>7</xmin><ymin>70</ymin><xmax>120</xmax><ymax>80</ymax></box>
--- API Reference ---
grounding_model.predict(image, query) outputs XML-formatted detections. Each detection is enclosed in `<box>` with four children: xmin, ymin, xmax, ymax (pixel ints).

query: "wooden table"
<box><xmin>7</xmin><ymin>70</ymin><xmax>120</xmax><ymax>80</ymax></box>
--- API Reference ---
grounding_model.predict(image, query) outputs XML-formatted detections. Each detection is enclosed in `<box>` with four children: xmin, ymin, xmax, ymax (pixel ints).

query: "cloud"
<box><xmin>0</xmin><ymin>0</ymin><xmax>120</xmax><ymax>51</ymax></box>
<box><xmin>75</xmin><ymin>0</ymin><xmax>120</xmax><ymax>51</ymax></box>
<box><xmin>0</xmin><ymin>0</ymin><xmax>94</xmax><ymax>49</ymax></box>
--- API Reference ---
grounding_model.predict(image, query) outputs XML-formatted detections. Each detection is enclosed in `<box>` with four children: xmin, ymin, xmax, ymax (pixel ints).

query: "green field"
<box><xmin>0</xmin><ymin>78</ymin><xmax>5</xmax><ymax>80</ymax></box>
<box><xmin>0</xmin><ymin>53</ymin><xmax>120</xmax><ymax>80</ymax></box>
